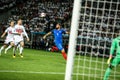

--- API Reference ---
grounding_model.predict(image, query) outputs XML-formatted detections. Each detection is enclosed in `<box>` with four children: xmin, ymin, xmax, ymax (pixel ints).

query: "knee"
<box><xmin>20</xmin><ymin>42</ymin><xmax>24</xmax><ymax>47</ymax></box>
<box><xmin>11</xmin><ymin>42</ymin><xmax>14</xmax><ymax>46</ymax></box>
<box><xmin>4</xmin><ymin>45</ymin><xmax>6</xmax><ymax>47</ymax></box>
<box><xmin>21</xmin><ymin>44</ymin><xmax>24</xmax><ymax>47</ymax></box>
<box><xmin>61</xmin><ymin>49</ymin><xmax>65</xmax><ymax>53</ymax></box>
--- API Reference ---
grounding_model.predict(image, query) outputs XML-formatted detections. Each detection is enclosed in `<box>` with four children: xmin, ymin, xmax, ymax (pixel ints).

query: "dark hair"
<box><xmin>10</xmin><ymin>21</ymin><xmax>15</xmax><ymax>24</ymax></box>
<box><xmin>10</xmin><ymin>20</ymin><xmax>14</xmax><ymax>23</ymax></box>
<box><xmin>18</xmin><ymin>19</ymin><xmax>22</xmax><ymax>21</ymax></box>
<box><xmin>56</xmin><ymin>23</ymin><xmax>61</xmax><ymax>26</ymax></box>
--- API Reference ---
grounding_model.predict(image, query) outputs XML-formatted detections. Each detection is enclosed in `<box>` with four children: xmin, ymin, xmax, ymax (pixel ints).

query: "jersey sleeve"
<box><xmin>110</xmin><ymin>39</ymin><xmax>116</xmax><ymax>55</ymax></box>
<box><xmin>51</xmin><ymin>29</ymin><xmax>54</xmax><ymax>34</ymax></box>
<box><xmin>62</xmin><ymin>29</ymin><xmax>66</xmax><ymax>34</ymax></box>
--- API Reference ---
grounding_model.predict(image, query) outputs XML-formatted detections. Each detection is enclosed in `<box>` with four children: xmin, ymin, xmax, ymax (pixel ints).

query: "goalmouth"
<box><xmin>65</xmin><ymin>0</ymin><xmax>120</xmax><ymax>80</ymax></box>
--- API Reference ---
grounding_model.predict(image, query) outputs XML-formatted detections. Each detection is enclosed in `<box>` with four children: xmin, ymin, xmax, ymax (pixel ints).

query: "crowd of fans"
<box><xmin>6</xmin><ymin>0</ymin><xmax>72</xmax><ymax>33</ymax></box>
<box><xmin>0</xmin><ymin>0</ymin><xmax>120</xmax><ymax>55</ymax></box>
<box><xmin>0</xmin><ymin>0</ymin><xmax>16</xmax><ymax>13</ymax></box>
<box><xmin>77</xmin><ymin>0</ymin><xmax>120</xmax><ymax>56</ymax></box>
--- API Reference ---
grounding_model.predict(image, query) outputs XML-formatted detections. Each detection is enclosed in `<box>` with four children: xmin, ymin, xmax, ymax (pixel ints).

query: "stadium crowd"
<box><xmin>77</xmin><ymin>0</ymin><xmax>120</xmax><ymax>56</ymax></box>
<box><xmin>7</xmin><ymin>0</ymin><xmax>72</xmax><ymax>33</ymax></box>
<box><xmin>0</xmin><ymin>0</ymin><xmax>120</xmax><ymax>56</ymax></box>
<box><xmin>0</xmin><ymin>0</ymin><xmax>16</xmax><ymax>13</ymax></box>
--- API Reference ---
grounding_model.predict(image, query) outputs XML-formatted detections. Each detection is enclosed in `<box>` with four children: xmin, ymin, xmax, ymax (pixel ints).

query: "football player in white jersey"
<box><xmin>13</xmin><ymin>19</ymin><xmax>29</xmax><ymax>58</ymax></box>
<box><xmin>0</xmin><ymin>21</ymin><xmax>15</xmax><ymax>55</ymax></box>
<box><xmin>5</xmin><ymin>32</ymin><xmax>26</xmax><ymax>54</ymax></box>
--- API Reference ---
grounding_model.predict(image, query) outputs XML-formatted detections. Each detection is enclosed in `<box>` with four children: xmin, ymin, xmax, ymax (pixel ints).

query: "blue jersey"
<box><xmin>51</xmin><ymin>29</ymin><xmax>66</xmax><ymax>50</ymax></box>
<box><xmin>51</xmin><ymin>29</ymin><xmax>66</xmax><ymax>44</ymax></box>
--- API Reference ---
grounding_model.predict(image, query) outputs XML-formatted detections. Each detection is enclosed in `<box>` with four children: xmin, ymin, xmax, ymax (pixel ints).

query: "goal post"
<box><xmin>65</xmin><ymin>0</ymin><xmax>120</xmax><ymax>80</ymax></box>
<box><xmin>65</xmin><ymin>0</ymin><xmax>82</xmax><ymax>80</ymax></box>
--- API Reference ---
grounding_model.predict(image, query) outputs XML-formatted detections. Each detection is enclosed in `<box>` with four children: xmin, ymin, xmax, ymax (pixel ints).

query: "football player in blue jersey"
<box><xmin>43</xmin><ymin>23</ymin><xmax>69</xmax><ymax>60</ymax></box>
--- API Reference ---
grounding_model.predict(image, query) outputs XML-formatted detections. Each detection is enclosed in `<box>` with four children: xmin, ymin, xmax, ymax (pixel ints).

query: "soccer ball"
<box><xmin>40</xmin><ymin>12</ymin><xmax>46</xmax><ymax>17</ymax></box>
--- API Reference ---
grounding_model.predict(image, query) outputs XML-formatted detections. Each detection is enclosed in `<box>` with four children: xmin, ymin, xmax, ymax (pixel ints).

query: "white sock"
<box><xmin>13</xmin><ymin>47</ymin><xmax>15</xmax><ymax>53</ymax></box>
<box><xmin>13</xmin><ymin>47</ymin><xmax>16</xmax><ymax>55</ymax></box>
<box><xmin>19</xmin><ymin>45</ymin><xmax>21</xmax><ymax>51</ymax></box>
<box><xmin>0</xmin><ymin>46</ymin><xmax>4</xmax><ymax>51</ymax></box>
<box><xmin>5</xmin><ymin>45</ymin><xmax>12</xmax><ymax>51</ymax></box>
<box><xmin>20</xmin><ymin>47</ymin><xmax>23</xmax><ymax>54</ymax></box>
<box><xmin>17</xmin><ymin>44</ymin><xmax>20</xmax><ymax>50</ymax></box>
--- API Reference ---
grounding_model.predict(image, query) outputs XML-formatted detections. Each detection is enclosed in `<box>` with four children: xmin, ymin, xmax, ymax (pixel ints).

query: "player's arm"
<box><xmin>43</xmin><ymin>32</ymin><xmax>52</xmax><ymax>39</ymax></box>
<box><xmin>1</xmin><ymin>28</ymin><xmax>8</xmax><ymax>38</ymax></box>
<box><xmin>63</xmin><ymin>29</ymin><xmax>70</xmax><ymax>34</ymax></box>
<box><xmin>23</xmin><ymin>27</ymin><xmax>29</xmax><ymax>41</ymax></box>
<box><xmin>11</xmin><ymin>28</ymin><xmax>21</xmax><ymax>35</ymax></box>
<box><xmin>12</xmin><ymin>32</ymin><xmax>21</xmax><ymax>35</ymax></box>
<box><xmin>107</xmin><ymin>39</ymin><xmax>116</xmax><ymax>64</ymax></box>
<box><xmin>1</xmin><ymin>32</ymin><xmax>7</xmax><ymax>38</ymax></box>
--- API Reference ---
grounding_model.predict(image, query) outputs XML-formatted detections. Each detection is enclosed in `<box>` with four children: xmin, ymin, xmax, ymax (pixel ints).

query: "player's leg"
<box><xmin>13</xmin><ymin>45</ymin><xmax>17</xmax><ymax>58</ymax></box>
<box><xmin>13</xmin><ymin>41</ymin><xmax>19</xmax><ymax>58</ymax></box>
<box><xmin>56</xmin><ymin>43</ymin><xmax>67</xmax><ymax>60</ymax></box>
<box><xmin>17</xmin><ymin>44</ymin><xmax>20</xmax><ymax>51</ymax></box>
<box><xmin>0</xmin><ymin>40</ymin><xmax>8</xmax><ymax>55</ymax></box>
<box><xmin>103</xmin><ymin>56</ymin><xmax>119</xmax><ymax>80</ymax></box>
<box><xmin>5</xmin><ymin>41</ymin><xmax>14</xmax><ymax>54</ymax></box>
<box><xmin>0</xmin><ymin>44</ymin><xmax>7</xmax><ymax>55</ymax></box>
<box><xmin>103</xmin><ymin>64</ymin><xmax>113</xmax><ymax>80</ymax></box>
<box><xmin>61</xmin><ymin>49</ymin><xmax>67</xmax><ymax>60</ymax></box>
<box><xmin>12</xmin><ymin>42</ymin><xmax>16</xmax><ymax>58</ymax></box>
<box><xmin>19</xmin><ymin>41</ymin><xmax>24</xmax><ymax>58</ymax></box>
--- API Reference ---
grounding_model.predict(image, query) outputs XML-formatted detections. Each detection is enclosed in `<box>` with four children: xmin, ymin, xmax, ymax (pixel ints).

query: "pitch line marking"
<box><xmin>0</xmin><ymin>70</ymin><xmax>65</xmax><ymax>75</ymax></box>
<box><xmin>0</xmin><ymin>70</ymin><xmax>119</xmax><ymax>78</ymax></box>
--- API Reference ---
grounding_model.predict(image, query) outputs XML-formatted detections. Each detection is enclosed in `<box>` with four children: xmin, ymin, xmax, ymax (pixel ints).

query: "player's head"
<box><xmin>10</xmin><ymin>21</ymin><xmax>15</xmax><ymax>27</ymax></box>
<box><xmin>17</xmin><ymin>19</ymin><xmax>22</xmax><ymax>25</ymax></box>
<box><xmin>56</xmin><ymin>23</ymin><xmax>61</xmax><ymax>29</ymax></box>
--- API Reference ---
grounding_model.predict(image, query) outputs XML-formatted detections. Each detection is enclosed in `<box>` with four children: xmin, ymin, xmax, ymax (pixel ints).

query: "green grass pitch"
<box><xmin>0</xmin><ymin>48</ymin><xmax>120</xmax><ymax>80</ymax></box>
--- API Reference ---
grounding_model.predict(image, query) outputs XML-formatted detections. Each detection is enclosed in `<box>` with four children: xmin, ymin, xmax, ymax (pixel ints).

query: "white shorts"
<box><xmin>14</xmin><ymin>36</ymin><xmax>24</xmax><ymax>45</ymax></box>
<box><xmin>4</xmin><ymin>37</ymin><xmax>14</xmax><ymax>44</ymax></box>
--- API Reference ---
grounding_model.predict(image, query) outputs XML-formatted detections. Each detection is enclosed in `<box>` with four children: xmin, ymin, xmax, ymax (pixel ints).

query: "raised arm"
<box><xmin>43</xmin><ymin>32</ymin><xmax>52</xmax><ymax>39</ymax></box>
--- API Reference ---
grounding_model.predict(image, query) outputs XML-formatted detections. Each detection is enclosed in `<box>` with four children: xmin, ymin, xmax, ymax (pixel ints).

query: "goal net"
<box><xmin>65</xmin><ymin>0</ymin><xmax>120</xmax><ymax>80</ymax></box>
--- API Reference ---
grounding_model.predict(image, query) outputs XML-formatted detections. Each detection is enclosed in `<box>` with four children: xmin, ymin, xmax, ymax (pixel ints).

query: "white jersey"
<box><xmin>13</xmin><ymin>24</ymin><xmax>28</xmax><ymax>45</ymax></box>
<box><xmin>5</xmin><ymin>27</ymin><xmax>14</xmax><ymax>39</ymax></box>
<box><xmin>4</xmin><ymin>27</ymin><xmax>14</xmax><ymax>44</ymax></box>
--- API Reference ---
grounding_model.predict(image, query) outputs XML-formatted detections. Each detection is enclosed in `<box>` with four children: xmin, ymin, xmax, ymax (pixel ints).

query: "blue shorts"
<box><xmin>55</xmin><ymin>42</ymin><xmax>63</xmax><ymax>51</ymax></box>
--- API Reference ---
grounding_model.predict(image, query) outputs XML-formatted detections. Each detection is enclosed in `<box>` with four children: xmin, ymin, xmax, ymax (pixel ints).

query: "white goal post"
<box><xmin>65</xmin><ymin>0</ymin><xmax>82</xmax><ymax>80</ymax></box>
